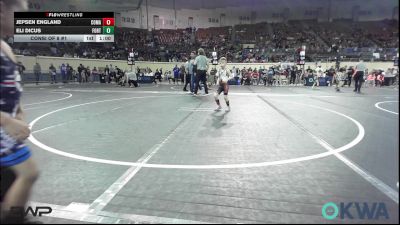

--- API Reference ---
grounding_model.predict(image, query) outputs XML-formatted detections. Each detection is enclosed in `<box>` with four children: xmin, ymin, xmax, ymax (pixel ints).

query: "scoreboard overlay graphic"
<box><xmin>14</xmin><ymin>12</ymin><xmax>114</xmax><ymax>42</ymax></box>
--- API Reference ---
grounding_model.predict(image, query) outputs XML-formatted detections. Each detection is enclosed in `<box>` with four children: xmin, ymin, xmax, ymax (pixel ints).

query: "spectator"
<box><xmin>180</xmin><ymin>64</ymin><xmax>185</xmax><ymax>85</ymax></box>
<box><xmin>117</xmin><ymin>69</ymin><xmax>126</xmax><ymax>86</ymax></box>
<box><xmin>147</xmin><ymin>69</ymin><xmax>155</xmax><ymax>85</ymax></box>
<box><xmin>127</xmin><ymin>70</ymin><xmax>138</xmax><ymax>87</ymax></box>
<box><xmin>49</xmin><ymin>63</ymin><xmax>56</xmax><ymax>84</ymax></box>
<box><xmin>115</xmin><ymin>66</ymin><xmax>122</xmax><ymax>84</ymax></box>
<box><xmin>17</xmin><ymin>61</ymin><xmax>25</xmax><ymax>85</ymax></box>
<box><xmin>155</xmin><ymin>69</ymin><xmax>162</xmax><ymax>83</ymax></box>
<box><xmin>257</xmin><ymin>66</ymin><xmax>263</xmax><ymax>85</ymax></box>
<box><xmin>260</xmin><ymin>67</ymin><xmax>268</xmax><ymax>86</ymax></box>
<box><xmin>366</xmin><ymin>72</ymin><xmax>375</xmax><ymax>87</ymax></box>
<box><xmin>66</xmin><ymin>63</ymin><xmax>73</xmax><ymax>82</ymax></box>
<box><xmin>289</xmin><ymin>66</ymin><xmax>296</xmax><ymax>85</ymax></box>
<box><xmin>334</xmin><ymin>67</ymin><xmax>346</xmax><ymax>91</ymax></box>
<box><xmin>33</xmin><ymin>62</ymin><xmax>41</xmax><ymax>85</ymax></box>
<box><xmin>80</xmin><ymin>66</ymin><xmax>87</xmax><ymax>83</ymax></box>
<box><xmin>86</xmin><ymin>66</ymin><xmax>91</xmax><ymax>83</ymax></box>
<box><xmin>60</xmin><ymin>63</ymin><xmax>67</xmax><ymax>83</ymax></box>
<box><xmin>346</xmin><ymin>66</ymin><xmax>354</xmax><ymax>87</ymax></box>
<box><xmin>326</xmin><ymin>66</ymin><xmax>335</xmax><ymax>86</ymax></box>
<box><xmin>251</xmin><ymin>69</ymin><xmax>259</xmax><ymax>85</ymax></box>
<box><xmin>173</xmin><ymin>65</ymin><xmax>180</xmax><ymax>85</ymax></box>
<box><xmin>77</xmin><ymin>64</ymin><xmax>83</xmax><ymax>83</ymax></box>
<box><xmin>109</xmin><ymin>64</ymin><xmax>115</xmax><ymax>83</ymax></box>
<box><xmin>159</xmin><ymin>68</ymin><xmax>163</xmax><ymax>81</ymax></box>
<box><xmin>91</xmin><ymin>67</ymin><xmax>98</xmax><ymax>83</ymax></box>
<box><xmin>209</xmin><ymin>67</ymin><xmax>217</xmax><ymax>86</ymax></box>
<box><xmin>267</xmin><ymin>66</ymin><xmax>275</xmax><ymax>86</ymax></box>
<box><xmin>313</xmin><ymin>65</ymin><xmax>324</xmax><ymax>89</ymax></box>
<box><xmin>377</xmin><ymin>71</ymin><xmax>385</xmax><ymax>87</ymax></box>
<box><xmin>104</xmin><ymin>65</ymin><xmax>110</xmax><ymax>83</ymax></box>
<box><xmin>114</xmin><ymin>66</ymin><xmax>119</xmax><ymax>83</ymax></box>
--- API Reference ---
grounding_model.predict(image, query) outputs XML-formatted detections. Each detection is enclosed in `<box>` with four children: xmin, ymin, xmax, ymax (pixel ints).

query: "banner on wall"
<box><xmin>242</xmin><ymin>44</ymin><xmax>255</xmax><ymax>49</ymax></box>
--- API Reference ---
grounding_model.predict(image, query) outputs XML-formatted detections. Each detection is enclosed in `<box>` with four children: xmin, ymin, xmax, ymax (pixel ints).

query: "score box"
<box><xmin>102</xmin><ymin>18</ymin><xmax>114</xmax><ymax>26</ymax></box>
<box><xmin>96</xmin><ymin>34</ymin><xmax>114</xmax><ymax>42</ymax></box>
<box><xmin>102</xmin><ymin>26</ymin><xmax>114</xmax><ymax>34</ymax></box>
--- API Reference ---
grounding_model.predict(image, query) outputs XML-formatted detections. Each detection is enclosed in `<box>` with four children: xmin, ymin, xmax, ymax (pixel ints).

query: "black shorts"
<box><xmin>217</xmin><ymin>82</ymin><xmax>229</xmax><ymax>95</ymax></box>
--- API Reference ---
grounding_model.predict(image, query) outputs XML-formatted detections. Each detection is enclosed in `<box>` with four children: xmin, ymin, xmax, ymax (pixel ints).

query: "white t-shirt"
<box><xmin>336</xmin><ymin>71</ymin><xmax>346</xmax><ymax>81</ymax></box>
<box><xmin>126</xmin><ymin>71</ymin><xmax>137</xmax><ymax>80</ymax></box>
<box><xmin>217</xmin><ymin>68</ymin><xmax>231</xmax><ymax>83</ymax></box>
<box><xmin>316</xmin><ymin>67</ymin><xmax>324</xmax><ymax>77</ymax></box>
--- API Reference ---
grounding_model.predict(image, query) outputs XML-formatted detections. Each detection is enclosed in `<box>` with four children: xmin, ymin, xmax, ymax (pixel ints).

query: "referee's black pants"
<box><xmin>194</xmin><ymin>70</ymin><xmax>208</xmax><ymax>94</ymax></box>
<box><xmin>354</xmin><ymin>71</ymin><xmax>364</xmax><ymax>93</ymax></box>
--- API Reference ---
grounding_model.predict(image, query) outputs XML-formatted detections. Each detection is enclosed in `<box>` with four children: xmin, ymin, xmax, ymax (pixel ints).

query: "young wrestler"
<box><xmin>214</xmin><ymin>57</ymin><xmax>231</xmax><ymax>112</ymax></box>
<box><xmin>1</xmin><ymin>0</ymin><xmax>39</xmax><ymax>223</ymax></box>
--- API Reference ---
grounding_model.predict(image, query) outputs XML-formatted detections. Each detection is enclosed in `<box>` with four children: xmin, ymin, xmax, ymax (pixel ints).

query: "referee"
<box><xmin>353</xmin><ymin>60</ymin><xmax>366</xmax><ymax>94</ymax></box>
<box><xmin>193</xmin><ymin>48</ymin><xmax>209</xmax><ymax>95</ymax></box>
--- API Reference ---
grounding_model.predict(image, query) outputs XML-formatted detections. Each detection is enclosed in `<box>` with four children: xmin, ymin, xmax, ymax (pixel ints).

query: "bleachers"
<box><xmin>10</xmin><ymin>19</ymin><xmax>399</xmax><ymax>63</ymax></box>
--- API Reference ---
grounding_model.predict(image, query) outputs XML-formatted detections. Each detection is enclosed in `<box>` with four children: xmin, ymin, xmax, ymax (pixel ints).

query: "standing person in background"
<box><xmin>77</xmin><ymin>64</ymin><xmax>83</xmax><ymax>84</ymax></box>
<box><xmin>240</xmin><ymin>67</ymin><xmax>246</xmax><ymax>85</ymax></box>
<box><xmin>251</xmin><ymin>68</ymin><xmax>259</xmax><ymax>85</ymax></box>
<box><xmin>173</xmin><ymin>65</ymin><xmax>180</xmax><ymax>85</ymax></box>
<box><xmin>193</xmin><ymin>48</ymin><xmax>209</xmax><ymax>96</ymax></box>
<box><xmin>16</xmin><ymin>62</ymin><xmax>25</xmax><ymax>86</ymax></box>
<box><xmin>261</xmin><ymin>66</ymin><xmax>267</xmax><ymax>86</ymax></box>
<box><xmin>66</xmin><ymin>63</ymin><xmax>72</xmax><ymax>83</ymax></box>
<box><xmin>295</xmin><ymin>67</ymin><xmax>302</xmax><ymax>86</ymax></box>
<box><xmin>184</xmin><ymin>56</ymin><xmax>194</xmax><ymax>92</ymax></box>
<box><xmin>104</xmin><ymin>65</ymin><xmax>109</xmax><ymax>84</ymax></box>
<box><xmin>49</xmin><ymin>63</ymin><xmax>56</xmax><ymax>84</ymax></box>
<box><xmin>147</xmin><ymin>69</ymin><xmax>155</xmax><ymax>85</ymax></box>
<box><xmin>80</xmin><ymin>66</ymin><xmax>86</xmax><ymax>83</ymax></box>
<box><xmin>91</xmin><ymin>67</ymin><xmax>98</xmax><ymax>83</ymax></box>
<box><xmin>312</xmin><ymin>65</ymin><xmax>323</xmax><ymax>89</ymax></box>
<box><xmin>155</xmin><ymin>69</ymin><xmax>162</xmax><ymax>83</ymax></box>
<box><xmin>180</xmin><ymin>64</ymin><xmax>185</xmax><ymax>85</ymax></box>
<box><xmin>114</xmin><ymin>66</ymin><xmax>121</xmax><ymax>85</ymax></box>
<box><xmin>289</xmin><ymin>66</ymin><xmax>296</xmax><ymax>85</ymax></box>
<box><xmin>113</xmin><ymin>66</ymin><xmax>118</xmax><ymax>84</ymax></box>
<box><xmin>257</xmin><ymin>66</ymin><xmax>263</xmax><ymax>85</ymax></box>
<box><xmin>346</xmin><ymin>66</ymin><xmax>354</xmax><ymax>87</ymax></box>
<box><xmin>232</xmin><ymin>66</ymin><xmax>238</xmax><ymax>85</ymax></box>
<box><xmin>109</xmin><ymin>64</ymin><xmax>114</xmax><ymax>83</ymax></box>
<box><xmin>85</xmin><ymin>66</ymin><xmax>91</xmax><ymax>83</ymax></box>
<box><xmin>33</xmin><ymin>62</ymin><xmax>41</xmax><ymax>85</ymax></box>
<box><xmin>267</xmin><ymin>66</ymin><xmax>274</xmax><ymax>86</ymax></box>
<box><xmin>0</xmin><ymin>0</ymin><xmax>40</xmax><ymax>223</ymax></box>
<box><xmin>159</xmin><ymin>68</ymin><xmax>163</xmax><ymax>83</ymax></box>
<box><xmin>353</xmin><ymin>59</ymin><xmax>366</xmax><ymax>94</ymax></box>
<box><xmin>60</xmin><ymin>63</ymin><xmax>67</xmax><ymax>84</ymax></box>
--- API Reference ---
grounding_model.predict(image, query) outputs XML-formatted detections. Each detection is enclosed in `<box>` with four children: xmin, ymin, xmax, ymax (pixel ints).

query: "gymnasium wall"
<box><xmin>16</xmin><ymin>55</ymin><xmax>396</xmax><ymax>74</ymax></box>
<box><xmin>26</xmin><ymin>0</ymin><xmax>398</xmax><ymax>30</ymax></box>
<box><xmin>129</xmin><ymin>0</ymin><xmax>398</xmax><ymax>29</ymax></box>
